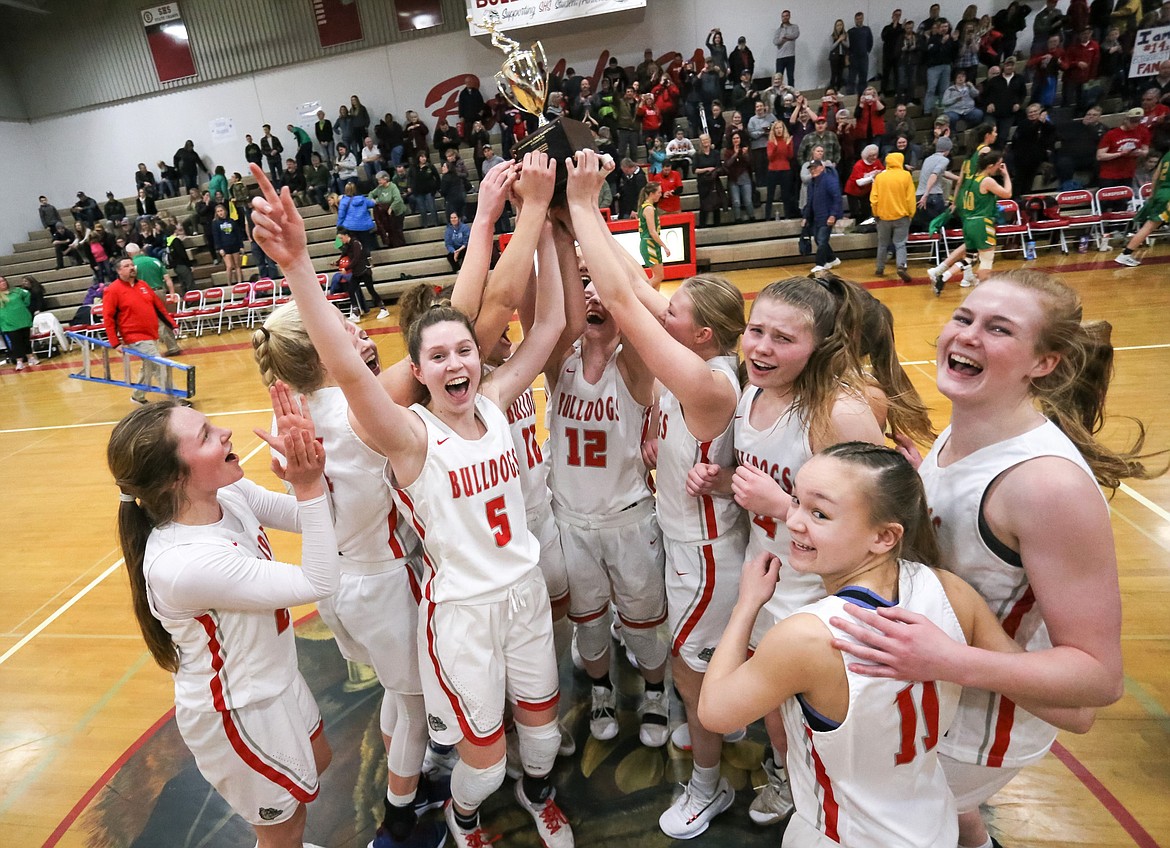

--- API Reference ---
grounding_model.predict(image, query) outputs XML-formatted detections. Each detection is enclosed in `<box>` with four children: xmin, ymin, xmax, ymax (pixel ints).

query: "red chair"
<box><xmin>1095</xmin><ymin>185</ymin><xmax>1136</xmax><ymax>237</ymax></box>
<box><xmin>274</xmin><ymin>278</ymin><xmax>292</xmax><ymax>307</ymax></box>
<box><xmin>905</xmin><ymin>230</ymin><xmax>942</xmax><ymax>264</ymax></box>
<box><xmin>174</xmin><ymin>290</ymin><xmax>204</xmax><ymax>337</ymax></box>
<box><xmin>1022</xmin><ymin>195</ymin><xmax>1071</xmax><ymax>255</ymax></box>
<box><xmin>247</xmin><ymin>279</ymin><xmax>276</xmax><ymax>327</ymax></box>
<box><xmin>222</xmin><ymin>282</ymin><xmax>254</xmax><ymax>330</ymax></box>
<box><xmin>320</xmin><ymin>272</ymin><xmax>349</xmax><ymax>308</ymax></box>
<box><xmin>195</xmin><ymin>287</ymin><xmax>226</xmax><ymax>336</ymax></box>
<box><xmin>993</xmin><ymin>200</ymin><xmax>1030</xmax><ymax>258</ymax></box>
<box><xmin>1053</xmin><ymin>189</ymin><xmax>1102</xmax><ymax>245</ymax></box>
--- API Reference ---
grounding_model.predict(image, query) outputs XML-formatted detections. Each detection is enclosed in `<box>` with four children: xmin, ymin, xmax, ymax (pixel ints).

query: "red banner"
<box><xmin>141</xmin><ymin>4</ymin><xmax>196</xmax><ymax>84</ymax></box>
<box><xmin>313</xmin><ymin>0</ymin><xmax>363</xmax><ymax>48</ymax></box>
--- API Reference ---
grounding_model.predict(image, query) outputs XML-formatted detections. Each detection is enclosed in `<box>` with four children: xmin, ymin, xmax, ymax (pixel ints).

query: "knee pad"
<box><xmin>450</xmin><ymin>757</ymin><xmax>507</xmax><ymax>811</ymax></box>
<box><xmin>622</xmin><ymin>624</ymin><xmax>669</xmax><ymax>671</ymax></box>
<box><xmin>574</xmin><ymin>615</ymin><xmax>611</xmax><ymax>663</ymax></box>
<box><xmin>387</xmin><ymin>693</ymin><xmax>429</xmax><ymax>778</ymax></box>
<box><xmin>379</xmin><ymin>690</ymin><xmax>399</xmax><ymax>740</ymax></box>
<box><xmin>514</xmin><ymin>720</ymin><xmax>559</xmax><ymax>779</ymax></box>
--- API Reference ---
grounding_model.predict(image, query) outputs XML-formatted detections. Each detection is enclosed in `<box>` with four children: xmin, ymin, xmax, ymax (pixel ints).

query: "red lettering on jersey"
<box><xmin>658</xmin><ymin>412</ymin><xmax>669</xmax><ymax>441</ymax></box>
<box><xmin>448</xmin><ymin>449</ymin><xmax>523</xmax><ymax>497</ymax></box>
<box><xmin>734</xmin><ymin>450</ymin><xmax>794</xmax><ymax>494</ymax></box>
<box><xmin>506</xmin><ymin>389</ymin><xmax>536</xmax><ymax>425</ymax></box>
<box><xmin>555</xmin><ymin>391</ymin><xmax>620</xmax><ymax>422</ymax></box>
<box><xmin>274</xmin><ymin>608</ymin><xmax>290</xmax><ymax>634</ymax></box>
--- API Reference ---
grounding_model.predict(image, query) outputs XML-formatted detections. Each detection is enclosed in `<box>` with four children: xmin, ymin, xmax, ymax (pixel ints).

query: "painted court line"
<box><xmin>0</xmin><ymin>439</ymin><xmax>268</xmax><ymax>670</ymax></box>
<box><xmin>1050</xmin><ymin>742</ymin><xmax>1162</xmax><ymax>848</ymax></box>
<box><xmin>0</xmin><ymin>407</ymin><xmax>272</xmax><ymax>435</ymax></box>
<box><xmin>1119</xmin><ymin>483</ymin><xmax>1170</xmax><ymax>525</ymax></box>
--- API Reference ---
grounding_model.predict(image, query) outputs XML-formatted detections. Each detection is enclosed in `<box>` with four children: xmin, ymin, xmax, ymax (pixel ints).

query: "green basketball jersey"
<box><xmin>959</xmin><ymin>174</ymin><xmax>997</xmax><ymax>220</ymax></box>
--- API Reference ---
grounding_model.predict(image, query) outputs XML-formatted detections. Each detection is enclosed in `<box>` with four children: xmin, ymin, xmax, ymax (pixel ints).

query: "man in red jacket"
<box><xmin>103</xmin><ymin>257</ymin><xmax>180</xmax><ymax>403</ymax></box>
<box><xmin>649</xmin><ymin>160</ymin><xmax>684</xmax><ymax>213</ymax></box>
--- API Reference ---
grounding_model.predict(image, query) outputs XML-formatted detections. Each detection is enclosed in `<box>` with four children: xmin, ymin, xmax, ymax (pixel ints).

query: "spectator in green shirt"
<box><xmin>288</xmin><ymin>123</ymin><xmax>314</xmax><ymax>169</ymax></box>
<box><xmin>369</xmin><ymin>170</ymin><xmax>407</xmax><ymax>248</ymax></box>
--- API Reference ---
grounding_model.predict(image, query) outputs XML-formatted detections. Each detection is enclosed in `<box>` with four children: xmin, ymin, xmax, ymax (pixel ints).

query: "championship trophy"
<box><xmin>474</xmin><ymin>14</ymin><xmax>596</xmax><ymax>190</ymax></box>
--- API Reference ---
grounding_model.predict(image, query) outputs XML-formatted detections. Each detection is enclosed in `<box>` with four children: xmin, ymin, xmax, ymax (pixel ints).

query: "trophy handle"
<box><xmin>494</xmin><ymin>71</ymin><xmax>526</xmax><ymax>115</ymax></box>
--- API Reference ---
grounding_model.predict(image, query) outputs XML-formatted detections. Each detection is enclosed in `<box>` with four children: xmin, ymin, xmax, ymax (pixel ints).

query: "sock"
<box><xmin>453</xmin><ymin>807</ymin><xmax>480</xmax><ymax>832</ymax></box>
<box><xmin>1123</xmin><ymin>247</ymin><xmax>1134</xmax><ymax>255</ymax></box>
<box><xmin>382</xmin><ymin>796</ymin><xmax>417</xmax><ymax>841</ymax></box>
<box><xmin>590</xmin><ymin>671</ymin><xmax>612</xmax><ymax>690</ymax></box>
<box><xmin>690</xmin><ymin>762</ymin><xmax>721</xmax><ymax>799</ymax></box>
<box><xmin>644</xmin><ymin>679</ymin><xmax>665</xmax><ymax>694</ymax></box>
<box><xmin>522</xmin><ymin>773</ymin><xmax>553</xmax><ymax>805</ymax></box>
<box><xmin>771</xmin><ymin>745</ymin><xmax>784</xmax><ymax>768</ymax></box>
<box><xmin>962</xmin><ymin>839</ymin><xmax>993</xmax><ymax>848</ymax></box>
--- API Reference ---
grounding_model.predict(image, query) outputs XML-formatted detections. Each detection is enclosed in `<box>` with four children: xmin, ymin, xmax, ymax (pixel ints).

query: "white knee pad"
<box><xmin>450</xmin><ymin>757</ymin><xmax>507</xmax><ymax>811</ymax></box>
<box><xmin>622</xmin><ymin>624</ymin><xmax>668</xmax><ymax>671</ymax></box>
<box><xmin>514</xmin><ymin>720</ymin><xmax>559</xmax><ymax>778</ymax></box>
<box><xmin>387</xmin><ymin>693</ymin><xmax>429</xmax><ymax>778</ymax></box>
<box><xmin>575</xmin><ymin>615</ymin><xmax>611</xmax><ymax>663</ymax></box>
<box><xmin>379</xmin><ymin>690</ymin><xmax>398</xmax><ymax>739</ymax></box>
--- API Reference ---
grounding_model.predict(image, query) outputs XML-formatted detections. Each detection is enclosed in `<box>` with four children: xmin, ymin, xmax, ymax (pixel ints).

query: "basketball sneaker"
<box><xmin>658</xmin><ymin>777</ymin><xmax>734</xmax><ymax>839</ymax></box>
<box><xmin>559</xmin><ymin>722</ymin><xmax>577</xmax><ymax>757</ymax></box>
<box><xmin>1115</xmin><ymin>253</ymin><xmax>1141</xmax><ymax>267</ymax></box>
<box><xmin>513</xmin><ymin>780</ymin><xmax>574</xmax><ymax>848</ymax></box>
<box><xmin>442</xmin><ymin>802</ymin><xmax>495</xmax><ymax>848</ymax></box>
<box><xmin>422</xmin><ymin>741</ymin><xmax>459</xmax><ymax>778</ymax></box>
<box><xmin>749</xmin><ymin>756</ymin><xmax>795</xmax><ymax>826</ymax></box>
<box><xmin>590</xmin><ymin>685</ymin><xmax>619</xmax><ymax>741</ymax></box>
<box><xmin>413</xmin><ymin>773</ymin><xmax>451</xmax><ymax>814</ymax></box>
<box><xmin>928</xmin><ymin>266</ymin><xmax>947</xmax><ymax>296</ymax></box>
<box><xmin>638</xmin><ymin>689</ymin><xmax>670</xmax><ymax>747</ymax></box>
<box><xmin>368</xmin><ymin>819</ymin><xmax>448</xmax><ymax>848</ymax></box>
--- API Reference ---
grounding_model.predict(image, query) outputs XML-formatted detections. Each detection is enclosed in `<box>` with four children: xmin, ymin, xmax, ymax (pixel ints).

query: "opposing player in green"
<box><xmin>929</xmin><ymin>151</ymin><xmax>1012</xmax><ymax>294</ymax></box>
<box><xmin>1115</xmin><ymin>147</ymin><xmax>1170</xmax><ymax>267</ymax></box>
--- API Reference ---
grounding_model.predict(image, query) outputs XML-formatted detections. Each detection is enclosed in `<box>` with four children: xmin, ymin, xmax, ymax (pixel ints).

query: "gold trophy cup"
<box><xmin>472</xmin><ymin>14</ymin><xmax>596</xmax><ymax>190</ymax></box>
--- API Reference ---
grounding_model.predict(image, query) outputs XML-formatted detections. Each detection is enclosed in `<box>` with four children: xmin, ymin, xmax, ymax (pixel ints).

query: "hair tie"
<box><xmin>260</xmin><ymin>326</ymin><xmax>271</xmax><ymax>340</ymax></box>
<box><xmin>432</xmin><ymin>285</ymin><xmax>443</xmax><ymax>295</ymax></box>
<box><xmin>119</xmin><ymin>491</ymin><xmax>137</xmax><ymax>503</ymax></box>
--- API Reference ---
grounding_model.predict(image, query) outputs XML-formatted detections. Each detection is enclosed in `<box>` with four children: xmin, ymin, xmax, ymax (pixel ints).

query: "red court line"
<box><xmin>42</xmin><ymin>610</ymin><xmax>320</xmax><ymax>848</ymax></box>
<box><xmin>1050</xmin><ymin>741</ymin><xmax>1162</xmax><ymax>848</ymax></box>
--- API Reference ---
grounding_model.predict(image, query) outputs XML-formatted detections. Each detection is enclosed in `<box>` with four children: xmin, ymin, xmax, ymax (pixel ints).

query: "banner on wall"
<box><xmin>141</xmin><ymin>4</ymin><xmax>197</xmax><ymax>83</ymax></box>
<box><xmin>313</xmin><ymin>0</ymin><xmax>364</xmax><ymax>48</ymax></box>
<box><xmin>1129</xmin><ymin>25</ymin><xmax>1170</xmax><ymax>77</ymax></box>
<box><xmin>208</xmin><ymin>117</ymin><xmax>236</xmax><ymax>144</ymax></box>
<box><xmin>395</xmin><ymin>0</ymin><xmax>444</xmax><ymax>32</ymax></box>
<box><xmin>466</xmin><ymin>0</ymin><xmax>646</xmax><ymax>35</ymax></box>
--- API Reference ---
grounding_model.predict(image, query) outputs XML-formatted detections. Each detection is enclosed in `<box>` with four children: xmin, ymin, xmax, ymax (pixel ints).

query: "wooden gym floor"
<box><xmin>0</xmin><ymin>247</ymin><xmax>1167</xmax><ymax>848</ymax></box>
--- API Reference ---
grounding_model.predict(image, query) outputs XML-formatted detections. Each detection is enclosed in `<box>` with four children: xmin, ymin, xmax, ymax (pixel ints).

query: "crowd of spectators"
<box><xmin>24</xmin><ymin>0</ymin><xmax>1170</xmax><ymax>322</ymax></box>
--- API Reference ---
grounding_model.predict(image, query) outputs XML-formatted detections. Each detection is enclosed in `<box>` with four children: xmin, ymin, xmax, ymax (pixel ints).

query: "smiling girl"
<box><xmin>246</xmin><ymin>157</ymin><xmax>576</xmax><ymax>848</ymax></box>
<box><xmin>698</xmin><ymin>442</ymin><xmax>1092</xmax><ymax>848</ymax></box>
<box><xmin>108</xmin><ymin>386</ymin><xmax>338</xmax><ymax>848</ymax></box>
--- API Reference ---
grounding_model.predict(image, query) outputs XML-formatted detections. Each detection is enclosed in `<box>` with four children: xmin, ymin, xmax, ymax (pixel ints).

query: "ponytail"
<box><xmin>107</xmin><ymin>402</ymin><xmax>185</xmax><ymax>673</ymax></box>
<box><xmin>856</xmin><ymin>290</ymin><xmax>936</xmax><ymax>446</ymax></box>
<box><xmin>252</xmin><ymin>304</ymin><xmax>326</xmax><ymax>393</ymax></box>
<box><xmin>998</xmin><ymin>271</ymin><xmax>1166</xmax><ymax>491</ymax></box>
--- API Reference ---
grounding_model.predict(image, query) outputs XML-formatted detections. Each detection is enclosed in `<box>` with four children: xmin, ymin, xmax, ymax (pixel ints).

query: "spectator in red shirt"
<box><xmin>649</xmin><ymin>160</ymin><xmax>684</xmax><ymax>213</ymax></box>
<box><xmin>637</xmin><ymin>92</ymin><xmax>663</xmax><ymax>144</ymax></box>
<box><xmin>1097</xmin><ymin>108</ymin><xmax>1150</xmax><ymax>230</ymax></box>
<box><xmin>1063</xmin><ymin>27</ymin><xmax>1100</xmax><ymax>110</ymax></box>
<box><xmin>844</xmin><ymin>144</ymin><xmax>884</xmax><ymax>223</ymax></box>
<box><xmin>652</xmin><ymin>73</ymin><xmax>681</xmax><ymax>137</ymax></box>
<box><xmin>102</xmin><ymin>257</ymin><xmax>179</xmax><ymax>404</ymax></box>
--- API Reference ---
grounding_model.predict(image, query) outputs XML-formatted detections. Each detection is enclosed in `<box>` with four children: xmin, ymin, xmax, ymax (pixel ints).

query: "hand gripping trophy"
<box><xmin>472</xmin><ymin>13</ymin><xmax>597</xmax><ymax>191</ymax></box>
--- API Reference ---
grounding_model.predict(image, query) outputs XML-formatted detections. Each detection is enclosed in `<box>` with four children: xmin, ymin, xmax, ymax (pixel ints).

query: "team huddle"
<box><xmin>106</xmin><ymin>151</ymin><xmax>1157</xmax><ymax>848</ymax></box>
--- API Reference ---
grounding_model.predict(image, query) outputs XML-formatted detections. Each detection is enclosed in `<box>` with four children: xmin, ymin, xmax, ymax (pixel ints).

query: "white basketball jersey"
<box><xmin>499</xmin><ymin>377</ymin><xmax>550</xmax><ymax>514</ymax></box>
<box><xmin>782</xmin><ymin>561</ymin><xmax>963</xmax><ymax>848</ymax></box>
<box><xmin>393</xmin><ymin>395</ymin><xmax>540</xmax><ymax>604</ymax></box>
<box><xmin>308</xmin><ymin>387</ymin><xmax>419</xmax><ymax>566</ymax></box>
<box><xmin>920</xmin><ymin>419</ymin><xmax>1100</xmax><ymax>768</ymax></box>
<box><xmin>656</xmin><ymin>355</ymin><xmax>744</xmax><ymax>543</ymax></box>
<box><xmin>145</xmin><ymin>482</ymin><xmax>298</xmax><ymax>712</ymax></box>
<box><xmin>734</xmin><ymin>387</ymin><xmax>824</xmax><ymax>618</ymax></box>
<box><xmin>547</xmin><ymin>342</ymin><xmax>652</xmax><ymax>515</ymax></box>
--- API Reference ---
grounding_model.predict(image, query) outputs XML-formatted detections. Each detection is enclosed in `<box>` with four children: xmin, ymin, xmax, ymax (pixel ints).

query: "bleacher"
<box><xmin>1</xmin><ymin>81</ymin><xmax>1141</xmax><ymax>331</ymax></box>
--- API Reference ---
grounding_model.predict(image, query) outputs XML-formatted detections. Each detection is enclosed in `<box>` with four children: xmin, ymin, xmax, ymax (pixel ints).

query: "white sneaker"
<box><xmin>443</xmin><ymin>801</ymin><xmax>494</xmax><ymax>848</ymax></box>
<box><xmin>749</xmin><ymin>758</ymin><xmax>795</xmax><ymax>826</ymax></box>
<box><xmin>570</xmin><ymin>629</ymin><xmax>585</xmax><ymax>671</ymax></box>
<box><xmin>15</xmin><ymin>361</ymin><xmax>23</xmax><ymax>371</ymax></box>
<box><xmin>1115</xmin><ymin>253</ymin><xmax>1141</xmax><ymax>267</ymax></box>
<box><xmin>559</xmin><ymin>722</ymin><xmax>576</xmax><ymax>757</ymax></box>
<box><xmin>638</xmin><ymin>690</ymin><xmax>669</xmax><ymax>748</ymax></box>
<box><xmin>809</xmin><ymin>265</ymin><xmax>825</xmax><ymax>273</ymax></box>
<box><xmin>513</xmin><ymin>781</ymin><xmax>574</xmax><ymax>848</ymax></box>
<box><xmin>590</xmin><ymin>685</ymin><xmax>619</xmax><ymax>740</ymax></box>
<box><xmin>422</xmin><ymin>742</ymin><xmax>459</xmax><ymax>778</ymax></box>
<box><xmin>27</xmin><ymin>355</ymin><xmax>39</xmax><ymax>366</ymax></box>
<box><xmin>825</xmin><ymin>257</ymin><xmax>842</xmax><ymax>270</ymax></box>
<box><xmin>377</xmin><ymin>307</ymin><xmax>390</xmax><ymax>319</ymax></box>
<box><xmin>658</xmin><ymin>777</ymin><xmax>734</xmax><ymax>839</ymax></box>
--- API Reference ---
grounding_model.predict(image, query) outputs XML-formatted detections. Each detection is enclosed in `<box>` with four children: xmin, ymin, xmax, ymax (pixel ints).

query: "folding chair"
<box><xmin>195</xmin><ymin>287</ymin><xmax>226</xmax><ymax>336</ymax></box>
<box><xmin>993</xmin><ymin>200</ymin><xmax>1030</xmax><ymax>258</ymax></box>
<box><xmin>905</xmin><ymin>231</ymin><xmax>942</xmax><ymax>264</ymax></box>
<box><xmin>1021</xmin><ymin>195</ymin><xmax>1071</xmax><ymax>254</ymax></box>
<box><xmin>1053</xmin><ymin>189</ymin><xmax>1102</xmax><ymax>247</ymax></box>
<box><xmin>1095</xmin><ymin>185</ymin><xmax>1137</xmax><ymax>239</ymax></box>
<box><xmin>222</xmin><ymin>282</ymin><xmax>254</xmax><ymax>330</ymax></box>
<box><xmin>247</xmin><ymin>279</ymin><xmax>276</xmax><ymax>327</ymax></box>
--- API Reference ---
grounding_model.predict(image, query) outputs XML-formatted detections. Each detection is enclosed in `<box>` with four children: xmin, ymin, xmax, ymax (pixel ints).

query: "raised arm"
<box><xmin>450</xmin><ymin>161</ymin><xmax>516</xmax><ymax>331</ymax></box>
<box><xmin>247</xmin><ymin>164</ymin><xmax>426</xmax><ymax>477</ymax></box>
<box><xmin>565</xmin><ymin>149</ymin><xmax>738</xmax><ymax>441</ymax></box>
<box><xmin>454</xmin><ymin>153</ymin><xmax>557</xmax><ymax>360</ymax></box>
<box><xmin>484</xmin><ymin>222</ymin><xmax>566</xmax><ymax>410</ymax></box>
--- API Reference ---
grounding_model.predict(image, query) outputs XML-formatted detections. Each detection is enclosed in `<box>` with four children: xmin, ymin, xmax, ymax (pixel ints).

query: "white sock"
<box><xmin>690</xmin><ymin>762</ymin><xmax>721</xmax><ymax>799</ymax></box>
<box><xmin>962</xmin><ymin>839</ymin><xmax>993</xmax><ymax>848</ymax></box>
<box><xmin>771</xmin><ymin>745</ymin><xmax>784</xmax><ymax>767</ymax></box>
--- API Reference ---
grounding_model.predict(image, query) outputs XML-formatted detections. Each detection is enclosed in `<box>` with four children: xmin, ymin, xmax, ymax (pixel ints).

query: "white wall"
<box><xmin>2</xmin><ymin>0</ymin><xmax>1008</xmax><ymax>254</ymax></box>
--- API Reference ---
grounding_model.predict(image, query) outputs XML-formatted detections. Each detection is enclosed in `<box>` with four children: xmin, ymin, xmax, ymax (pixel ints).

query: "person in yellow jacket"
<box><xmin>870</xmin><ymin>151</ymin><xmax>917</xmax><ymax>282</ymax></box>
